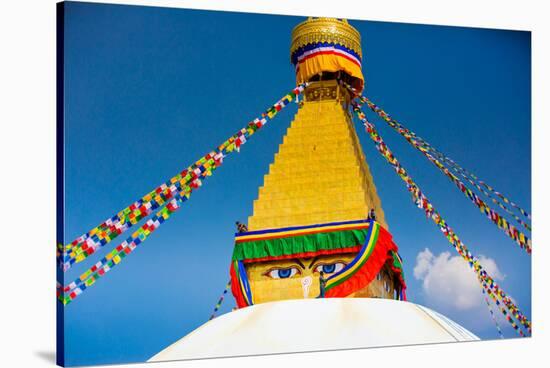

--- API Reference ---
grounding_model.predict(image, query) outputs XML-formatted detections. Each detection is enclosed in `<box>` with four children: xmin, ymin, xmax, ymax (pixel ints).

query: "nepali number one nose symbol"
<box><xmin>302</xmin><ymin>276</ymin><xmax>313</xmax><ymax>298</ymax></box>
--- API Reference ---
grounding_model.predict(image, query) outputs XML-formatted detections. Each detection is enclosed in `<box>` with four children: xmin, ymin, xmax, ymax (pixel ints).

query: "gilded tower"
<box><xmin>230</xmin><ymin>18</ymin><xmax>405</xmax><ymax>307</ymax></box>
<box><xmin>248</xmin><ymin>18</ymin><xmax>386</xmax><ymax>231</ymax></box>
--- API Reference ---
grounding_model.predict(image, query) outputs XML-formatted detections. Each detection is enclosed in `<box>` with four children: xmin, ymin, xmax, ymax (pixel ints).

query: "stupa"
<box><xmin>150</xmin><ymin>18</ymin><xmax>479</xmax><ymax>362</ymax></box>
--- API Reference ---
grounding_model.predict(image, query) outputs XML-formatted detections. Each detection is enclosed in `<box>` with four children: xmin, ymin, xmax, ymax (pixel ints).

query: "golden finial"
<box><xmin>290</xmin><ymin>17</ymin><xmax>362</xmax><ymax>61</ymax></box>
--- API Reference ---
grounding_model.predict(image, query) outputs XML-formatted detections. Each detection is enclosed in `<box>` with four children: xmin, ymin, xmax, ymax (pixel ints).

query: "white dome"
<box><xmin>149</xmin><ymin>298</ymin><xmax>478</xmax><ymax>362</ymax></box>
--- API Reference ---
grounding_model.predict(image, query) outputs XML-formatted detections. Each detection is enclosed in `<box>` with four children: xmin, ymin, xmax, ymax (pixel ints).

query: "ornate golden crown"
<box><xmin>290</xmin><ymin>17</ymin><xmax>362</xmax><ymax>61</ymax></box>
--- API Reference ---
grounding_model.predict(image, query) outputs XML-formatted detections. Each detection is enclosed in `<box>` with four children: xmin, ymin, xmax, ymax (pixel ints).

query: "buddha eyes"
<box><xmin>262</xmin><ymin>261</ymin><xmax>347</xmax><ymax>279</ymax></box>
<box><xmin>265</xmin><ymin>267</ymin><xmax>301</xmax><ymax>279</ymax></box>
<box><xmin>314</xmin><ymin>262</ymin><xmax>346</xmax><ymax>274</ymax></box>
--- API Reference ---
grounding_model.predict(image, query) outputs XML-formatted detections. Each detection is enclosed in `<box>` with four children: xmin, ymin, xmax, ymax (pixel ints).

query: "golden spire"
<box><xmin>247</xmin><ymin>18</ymin><xmax>384</xmax><ymax>231</ymax></box>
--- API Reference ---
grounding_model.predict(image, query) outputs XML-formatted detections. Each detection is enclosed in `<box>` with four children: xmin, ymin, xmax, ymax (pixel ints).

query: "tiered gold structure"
<box><xmin>248</xmin><ymin>80</ymin><xmax>386</xmax><ymax>230</ymax></box>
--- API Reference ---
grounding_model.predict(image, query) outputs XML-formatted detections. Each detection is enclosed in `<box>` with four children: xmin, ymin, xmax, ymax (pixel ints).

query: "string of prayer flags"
<box><xmin>433</xmin><ymin>156</ymin><xmax>531</xmax><ymax>232</ymax></box>
<box><xmin>478</xmin><ymin>267</ymin><xmax>531</xmax><ymax>333</ymax></box>
<box><xmin>428</xmin><ymin>146</ymin><xmax>531</xmax><ymax>221</ymax></box>
<box><xmin>58</xmin><ymin>84</ymin><xmax>308</xmax><ymax>304</ymax></box>
<box><xmin>60</xmin><ymin>159</ymin><xmax>214</xmax><ymax>271</ymax></box>
<box><xmin>480</xmin><ymin>275</ymin><xmax>504</xmax><ymax>339</ymax></box>
<box><xmin>350</xmin><ymin>100</ymin><xmax>531</xmax><ymax>335</ymax></box>
<box><xmin>362</xmin><ymin>95</ymin><xmax>532</xmax><ymax>234</ymax></box>
<box><xmin>59</xmin><ymin>83</ymin><xmax>308</xmax><ymax>272</ymax></box>
<box><xmin>343</xmin><ymin>81</ymin><xmax>531</xmax><ymax>223</ymax></box>
<box><xmin>58</xmin><ymin>199</ymin><xmax>182</xmax><ymax>305</ymax></box>
<box><xmin>479</xmin><ymin>275</ymin><xmax>527</xmax><ymax>337</ymax></box>
<box><xmin>341</xmin><ymin>88</ymin><xmax>531</xmax><ymax>254</ymax></box>
<box><xmin>209</xmin><ymin>280</ymin><xmax>232</xmax><ymax>320</ymax></box>
<box><xmin>340</xmin><ymin>81</ymin><xmax>532</xmax><ymax>232</ymax></box>
<box><xmin>354</xmin><ymin>100</ymin><xmax>531</xmax><ymax>333</ymax></box>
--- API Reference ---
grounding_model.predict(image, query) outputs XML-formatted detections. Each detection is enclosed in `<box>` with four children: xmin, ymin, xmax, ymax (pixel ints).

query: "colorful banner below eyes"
<box><xmin>350</xmin><ymin>101</ymin><xmax>531</xmax><ymax>336</ymax></box>
<box><xmin>57</xmin><ymin>84</ymin><xmax>308</xmax><ymax>305</ymax></box>
<box><xmin>233</xmin><ymin>219</ymin><xmax>373</xmax><ymax>262</ymax></box>
<box><xmin>291</xmin><ymin>42</ymin><xmax>364</xmax><ymax>92</ymax></box>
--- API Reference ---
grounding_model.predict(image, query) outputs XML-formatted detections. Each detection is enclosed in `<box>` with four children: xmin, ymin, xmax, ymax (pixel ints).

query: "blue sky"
<box><xmin>61</xmin><ymin>2</ymin><xmax>531</xmax><ymax>366</ymax></box>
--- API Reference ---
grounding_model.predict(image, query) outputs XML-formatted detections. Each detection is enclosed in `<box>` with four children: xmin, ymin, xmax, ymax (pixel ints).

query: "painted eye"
<box><xmin>315</xmin><ymin>262</ymin><xmax>346</xmax><ymax>274</ymax></box>
<box><xmin>266</xmin><ymin>267</ymin><xmax>300</xmax><ymax>279</ymax></box>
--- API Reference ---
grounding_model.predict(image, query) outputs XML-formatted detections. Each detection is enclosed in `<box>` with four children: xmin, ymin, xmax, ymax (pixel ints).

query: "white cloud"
<box><xmin>413</xmin><ymin>248</ymin><xmax>505</xmax><ymax>311</ymax></box>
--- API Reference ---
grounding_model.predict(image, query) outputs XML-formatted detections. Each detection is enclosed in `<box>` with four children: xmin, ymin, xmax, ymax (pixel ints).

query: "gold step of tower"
<box><xmin>248</xmin><ymin>80</ymin><xmax>387</xmax><ymax>231</ymax></box>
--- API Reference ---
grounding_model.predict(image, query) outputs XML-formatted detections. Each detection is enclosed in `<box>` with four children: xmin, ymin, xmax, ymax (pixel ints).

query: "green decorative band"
<box><xmin>232</xmin><ymin>228</ymin><xmax>369</xmax><ymax>261</ymax></box>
